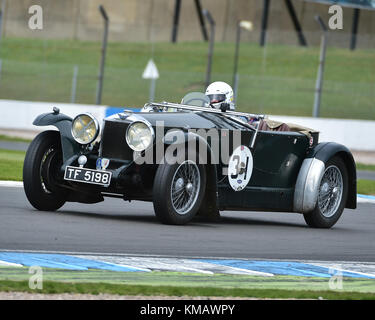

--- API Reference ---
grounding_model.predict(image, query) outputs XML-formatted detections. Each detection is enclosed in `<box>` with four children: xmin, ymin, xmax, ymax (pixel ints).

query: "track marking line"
<box><xmin>2</xmin><ymin>249</ymin><xmax>375</xmax><ymax>265</ymax></box>
<box><xmin>357</xmin><ymin>194</ymin><xmax>375</xmax><ymax>204</ymax></box>
<box><xmin>196</xmin><ymin>259</ymin><xmax>375</xmax><ymax>278</ymax></box>
<box><xmin>0</xmin><ymin>260</ymin><xmax>23</xmax><ymax>267</ymax></box>
<box><xmin>307</xmin><ymin>262</ymin><xmax>375</xmax><ymax>279</ymax></box>
<box><xmin>0</xmin><ymin>252</ymin><xmax>148</xmax><ymax>272</ymax></box>
<box><xmin>74</xmin><ymin>255</ymin><xmax>214</xmax><ymax>275</ymax></box>
<box><xmin>0</xmin><ymin>181</ymin><xmax>23</xmax><ymax>188</ymax></box>
<box><xmin>4</xmin><ymin>251</ymin><xmax>374</xmax><ymax>278</ymax></box>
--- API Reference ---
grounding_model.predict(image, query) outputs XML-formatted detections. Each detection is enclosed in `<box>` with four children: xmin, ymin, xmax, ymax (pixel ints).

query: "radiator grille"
<box><xmin>100</xmin><ymin>119</ymin><xmax>133</xmax><ymax>160</ymax></box>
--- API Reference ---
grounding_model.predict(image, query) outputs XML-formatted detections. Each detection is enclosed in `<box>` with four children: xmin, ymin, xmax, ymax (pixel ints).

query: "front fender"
<box><xmin>33</xmin><ymin>111</ymin><xmax>80</xmax><ymax>162</ymax></box>
<box><xmin>162</xmin><ymin>129</ymin><xmax>219</xmax><ymax>165</ymax></box>
<box><xmin>33</xmin><ymin>112</ymin><xmax>72</xmax><ymax>127</ymax></box>
<box><xmin>294</xmin><ymin>142</ymin><xmax>357</xmax><ymax>213</ymax></box>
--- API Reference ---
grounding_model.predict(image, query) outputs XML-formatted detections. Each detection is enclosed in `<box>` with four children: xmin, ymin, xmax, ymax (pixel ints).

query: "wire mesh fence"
<box><xmin>0</xmin><ymin>30</ymin><xmax>373</xmax><ymax>120</ymax></box>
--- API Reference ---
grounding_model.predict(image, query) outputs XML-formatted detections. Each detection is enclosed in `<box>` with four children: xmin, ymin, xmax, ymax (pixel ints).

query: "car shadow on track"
<box><xmin>215</xmin><ymin>215</ymin><xmax>307</xmax><ymax>228</ymax></box>
<box><xmin>48</xmin><ymin>207</ymin><xmax>308</xmax><ymax>229</ymax></box>
<box><xmin>56</xmin><ymin>209</ymin><xmax>159</xmax><ymax>224</ymax></box>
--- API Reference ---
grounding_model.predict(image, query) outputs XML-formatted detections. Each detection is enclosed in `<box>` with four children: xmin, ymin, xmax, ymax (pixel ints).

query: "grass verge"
<box><xmin>1</xmin><ymin>280</ymin><xmax>375</xmax><ymax>300</ymax></box>
<box><xmin>0</xmin><ymin>135</ymin><xmax>32</xmax><ymax>143</ymax></box>
<box><xmin>357</xmin><ymin>180</ymin><xmax>375</xmax><ymax>196</ymax></box>
<box><xmin>356</xmin><ymin>163</ymin><xmax>375</xmax><ymax>172</ymax></box>
<box><xmin>0</xmin><ymin>149</ymin><xmax>25</xmax><ymax>181</ymax></box>
<box><xmin>0</xmin><ymin>37</ymin><xmax>374</xmax><ymax>119</ymax></box>
<box><xmin>1</xmin><ymin>265</ymin><xmax>375</xmax><ymax>300</ymax></box>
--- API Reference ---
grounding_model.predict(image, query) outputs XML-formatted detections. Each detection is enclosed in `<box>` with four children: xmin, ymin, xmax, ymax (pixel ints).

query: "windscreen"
<box><xmin>181</xmin><ymin>92</ymin><xmax>210</xmax><ymax>107</ymax></box>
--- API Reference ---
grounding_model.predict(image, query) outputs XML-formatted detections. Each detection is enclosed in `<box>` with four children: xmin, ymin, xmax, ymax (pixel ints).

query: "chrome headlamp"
<box><xmin>71</xmin><ymin>113</ymin><xmax>100</xmax><ymax>145</ymax></box>
<box><xmin>126</xmin><ymin>121</ymin><xmax>154</xmax><ymax>152</ymax></box>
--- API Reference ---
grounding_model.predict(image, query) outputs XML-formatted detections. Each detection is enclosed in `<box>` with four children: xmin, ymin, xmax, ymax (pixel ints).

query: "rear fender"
<box><xmin>294</xmin><ymin>142</ymin><xmax>357</xmax><ymax>213</ymax></box>
<box><xmin>309</xmin><ymin>142</ymin><xmax>356</xmax><ymax>209</ymax></box>
<box><xmin>33</xmin><ymin>111</ymin><xmax>80</xmax><ymax>162</ymax></box>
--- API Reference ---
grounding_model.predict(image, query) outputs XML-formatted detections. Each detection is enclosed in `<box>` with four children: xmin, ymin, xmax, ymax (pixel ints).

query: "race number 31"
<box><xmin>228</xmin><ymin>145</ymin><xmax>253</xmax><ymax>191</ymax></box>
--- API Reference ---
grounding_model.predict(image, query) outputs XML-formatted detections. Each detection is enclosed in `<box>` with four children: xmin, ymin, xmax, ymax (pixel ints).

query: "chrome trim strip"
<box><xmin>98</xmin><ymin>119</ymin><xmax>105</xmax><ymax>157</ymax></box>
<box><xmin>250</xmin><ymin>121</ymin><xmax>260</xmax><ymax>149</ymax></box>
<box><xmin>146</xmin><ymin>101</ymin><xmax>265</xmax><ymax>121</ymax></box>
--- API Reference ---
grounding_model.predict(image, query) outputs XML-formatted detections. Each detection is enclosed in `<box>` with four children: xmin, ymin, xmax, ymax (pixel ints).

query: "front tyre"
<box><xmin>23</xmin><ymin>130</ymin><xmax>67</xmax><ymax>211</ymax></box>
<box><xmin>153</xmin><ymin>157</ymin><xmax>206</xmax><ymax>225</ymax></box>
<box><xmin>303</xmin><ymin>156</ymin><xmax>348</xmax><ymax>228</ymax></box>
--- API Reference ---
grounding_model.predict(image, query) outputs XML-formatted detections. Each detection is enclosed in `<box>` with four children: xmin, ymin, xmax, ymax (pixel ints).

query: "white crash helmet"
<box><xmin>205</xmin><ymin>81</ymin><xmax>235</xmax><ymax>110</ymax></box>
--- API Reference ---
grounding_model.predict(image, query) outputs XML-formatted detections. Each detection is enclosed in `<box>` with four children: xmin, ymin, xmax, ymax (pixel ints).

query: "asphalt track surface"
<box><xmin>0</xmin><ymin>186</ymin><xmax>374</xmax><ymax>262</ymax></box>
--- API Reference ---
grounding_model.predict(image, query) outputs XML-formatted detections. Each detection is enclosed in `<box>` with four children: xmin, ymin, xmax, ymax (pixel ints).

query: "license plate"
<box><xmin>64</xmin><ymin>166</ymin><xmax>112</xmax><ymax>186</ymax></box>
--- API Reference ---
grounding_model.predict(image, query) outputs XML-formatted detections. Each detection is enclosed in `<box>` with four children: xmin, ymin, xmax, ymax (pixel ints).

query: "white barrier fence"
<box><xmin>0</xmin><ymin>100</ymin><xmax>107</xmax><ymax>131</ymax></box>
<box><xmin>0</xmin><ymin>99</ymin><xmax>374</xmax><ymax>151</ymax></box>
<box><xmin>271</xmin><ymin>115</ymin><xmax>375</xmax><ymax>152</ymax></box>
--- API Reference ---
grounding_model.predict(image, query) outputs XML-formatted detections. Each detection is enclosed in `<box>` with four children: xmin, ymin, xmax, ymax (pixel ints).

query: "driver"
<box><xmin>205</xmin><ymin>81</ymin><xmax>235</xmax><ymax>110</ymax></box>
<box><xmin>205</xmin><ymin>81</ymin><xmax>258</xmax><ymax>125</ymax></box>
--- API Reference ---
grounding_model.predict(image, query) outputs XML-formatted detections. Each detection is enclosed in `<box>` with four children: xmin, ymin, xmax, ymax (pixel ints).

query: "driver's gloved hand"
<box><xmin>220</xmin><ymin>103</ymin><xmax>230</xmax><ymax>112</ymax></box>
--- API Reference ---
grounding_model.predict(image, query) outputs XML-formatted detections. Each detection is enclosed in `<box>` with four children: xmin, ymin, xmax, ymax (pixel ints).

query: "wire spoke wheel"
<box><xmin>318</xmin><ymin>165</ymin><xmax>343</xmax><ymax>218</ymax></box>
<box><xmin>170</xmin><ymin>160</ymin><xmax>201</xmax><ymax>215</ymax></box>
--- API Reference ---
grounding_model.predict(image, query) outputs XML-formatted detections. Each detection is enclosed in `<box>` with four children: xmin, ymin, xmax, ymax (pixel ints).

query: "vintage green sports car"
<box><xmin>23</xmin><ymin>92</ymin><xmax>356</xmax><ymax>227</ymax></box>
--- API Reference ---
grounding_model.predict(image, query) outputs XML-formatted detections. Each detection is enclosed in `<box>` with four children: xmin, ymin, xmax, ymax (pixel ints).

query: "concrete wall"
<box><xmin>2</xmin><ymin>0</ymin><xmax>375</xmax><ymax>47</ymax></box>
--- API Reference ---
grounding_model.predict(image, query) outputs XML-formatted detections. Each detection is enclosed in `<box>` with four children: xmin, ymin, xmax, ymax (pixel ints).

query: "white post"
<box><xmin>142</xmin><ymin>59</ymin><xmax>159</xmax><ymax>103</ymax></box>
<box><xmin>149</xmin><ymin>78</ymin><xmax>156</xmax><ymax>102</ymax></box>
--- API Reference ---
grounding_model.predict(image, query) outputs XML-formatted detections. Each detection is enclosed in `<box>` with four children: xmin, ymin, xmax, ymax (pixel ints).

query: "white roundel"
<box><xmin>228</xmin><ymin>145</ymin><xmax>253</xmax><ymax>191</ymax></box>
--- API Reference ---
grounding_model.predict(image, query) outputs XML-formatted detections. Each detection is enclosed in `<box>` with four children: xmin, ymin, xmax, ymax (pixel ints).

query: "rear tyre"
<box><xmin>303</xmin><ymin>156</ymin><xmax>348</xmax><ymax>228</ymax></box>
<box><xmin>153</xmin><ymin>151</ymin><xmax>206</xmax><ymax>225</ymax></box>
<box><xmin>23</xmin><ymin>130</ymin><xmax>67</xmax><ymax>211</ymax></box>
